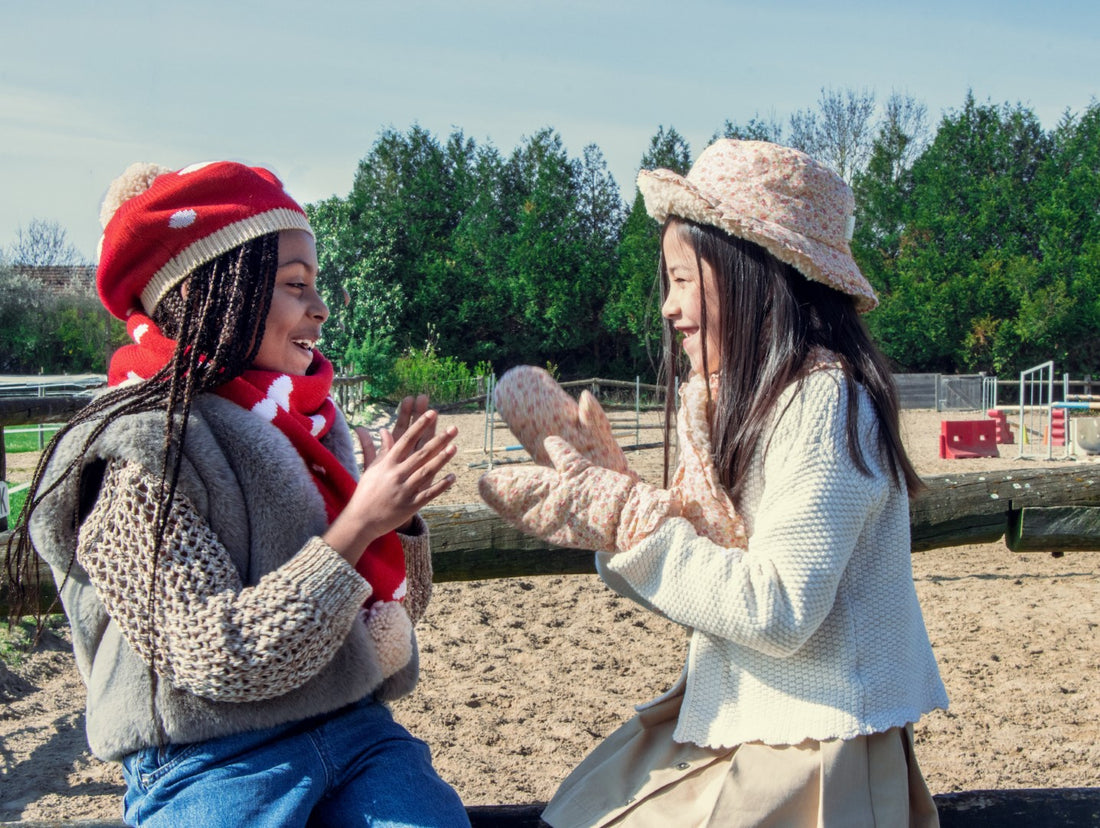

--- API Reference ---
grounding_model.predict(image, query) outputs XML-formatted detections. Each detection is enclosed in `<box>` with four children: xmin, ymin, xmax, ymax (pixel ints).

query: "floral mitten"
<box><xmin>479</xmin><ymin>436</ymin><xmax>679</xmax><ymax>554</ymax></box>
<box><xmin>493</xmin><ymin>366</ymin><xmax>633</xmax><ymax>476</ymax></box>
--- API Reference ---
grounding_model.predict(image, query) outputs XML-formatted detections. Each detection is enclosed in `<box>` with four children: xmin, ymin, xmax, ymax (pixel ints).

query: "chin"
<box><xmin>287</xmin><ymin>352</ymin><xmax>315</xmax><ymax>375</ymax></box>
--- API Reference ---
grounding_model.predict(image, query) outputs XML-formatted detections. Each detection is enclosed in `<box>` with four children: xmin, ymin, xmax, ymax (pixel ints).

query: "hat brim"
<box><xmin>638</xmin><ymin>168</ymin><xmax>878</xmax><ymax>313</ymax></box>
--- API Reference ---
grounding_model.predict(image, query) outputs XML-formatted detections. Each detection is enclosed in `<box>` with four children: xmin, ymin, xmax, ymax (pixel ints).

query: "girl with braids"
<box><xmin>480</xmin><ymin>140</ymin><xmax>948</xmax><ymax>827</ymax></box>
<box><xmin>8</xmin><ymin>161</ymin><xmax>470</xmax><ymax>827</ymax></box>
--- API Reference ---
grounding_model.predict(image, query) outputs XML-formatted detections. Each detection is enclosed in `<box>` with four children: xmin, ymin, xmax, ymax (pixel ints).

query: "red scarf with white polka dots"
<box><xmin>108</xmin><ymin>313</ymin><xmax>406</xmax><ymax>607</ymax></box>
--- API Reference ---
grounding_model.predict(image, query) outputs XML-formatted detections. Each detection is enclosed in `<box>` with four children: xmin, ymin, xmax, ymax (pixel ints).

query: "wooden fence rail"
<box><xmin>4</xmin><ymin>465</ymin><xmax>1100</xmax><ymax>614</ymax></box>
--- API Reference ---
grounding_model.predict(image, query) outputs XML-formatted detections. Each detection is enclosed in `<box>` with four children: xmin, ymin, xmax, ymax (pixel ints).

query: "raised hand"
<box><xmin>478</xmin><ymin>436</ymin><xmax>678</xmax><ymax>554</ymax></box>
<box><xmin>358</xmin><ymin>394</ymin><xmax>436</xmax><ymax>469</ymax></box>
<box><xmin>493</xmin><ymin>366</ymin><xmax>633</xmax><ymax>476</ymax></box>
<box><xmin>391</xmin><ymin>393</ymin><xmax>433</xmax><ymax>449</ymax></box>
<box><xmin>324</xmin><ymin>408</ymin><xmax>457</xmax><ymax>566</ymax></box>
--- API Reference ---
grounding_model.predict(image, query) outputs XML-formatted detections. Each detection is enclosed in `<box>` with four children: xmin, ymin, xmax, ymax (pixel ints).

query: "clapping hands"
<box><xmin>324</xmin><ymin>394</ymin><xmax>457</xmax><ymax>566</ymax></box>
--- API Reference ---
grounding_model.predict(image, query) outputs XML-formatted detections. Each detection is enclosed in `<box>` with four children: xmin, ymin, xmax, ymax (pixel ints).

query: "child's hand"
<box><xmin>357</xmin><ymin>395</ymin><xmax>443</xmax><ymax>533</ymax></box>
<box><xmin>391</xmin><ymin>393</ymin><xmax>433</xmax><ymax>449</ymax></box>
<box><xmin>493</xmin><ymin>366</ymin><xmax>633</xmax><ymax>476</ymax></box>
<box><xmin>324</xmin><ymin>408</ymin><xmax>457</xmax><ymax>566</ymax></box>
<box><xmin>479</xmin><ymin>436</ymin><xmax>676</xmax><ymax>554</ymax></box>
<box><xmin>358</xmin><ymin>394</ymin><xmax>436</xmax><ymax>471</ymax></box>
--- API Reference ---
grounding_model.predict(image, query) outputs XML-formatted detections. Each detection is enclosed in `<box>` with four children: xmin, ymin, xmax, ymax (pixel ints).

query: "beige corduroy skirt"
<box><xmin>542</xmin><ymin>691</ymin><xmax>939</xmax><ymax>828</ymax></box>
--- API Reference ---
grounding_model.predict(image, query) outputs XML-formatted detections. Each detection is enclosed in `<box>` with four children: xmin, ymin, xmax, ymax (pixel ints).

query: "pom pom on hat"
<box><xmin>96</xmin><ymin>160</ymin><xmax>313</xmax><ymax>319</ymax></box>
<box><xmin>99</xmin><ymin>162</ymin><xmax>172</xmax><ymax>230</ymax></box>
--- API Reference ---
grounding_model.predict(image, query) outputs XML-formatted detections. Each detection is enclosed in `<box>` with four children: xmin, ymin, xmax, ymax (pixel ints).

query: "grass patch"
<box><xmin>0</xmin><ymin>615</ymin><xmax>65</xmax><ymax>669</ymax></box>
<box><xmin>6</xmin><ymin>486</ymin><xmax>28</xmax><ymax>525</ymax></box>
<box><xmin>4</xmin><ymin>424</ymin><xmax>61</xmax><ymax>454</ymax></box>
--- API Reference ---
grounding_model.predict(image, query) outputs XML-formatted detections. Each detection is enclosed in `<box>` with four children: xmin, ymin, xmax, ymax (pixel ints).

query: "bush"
<box><xmin>392</xmin><ymin>340</ymin><xmax>492</xmax><ymax>404</ymax></box>
<box><xmin>0</xmin><ymin>270</ymin><xmax>126</xmax><ymax>374</ymax></box>
<box><xmin>343</xmin><ymin>330</ymin><xmax>399</xmax><ymax>398</ymax></box>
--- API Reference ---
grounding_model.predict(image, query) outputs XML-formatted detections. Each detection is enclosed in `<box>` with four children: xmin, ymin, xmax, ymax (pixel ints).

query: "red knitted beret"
<box><xmin>96</xmin><ymin>161</ymin><xmax>313</xmax><ymax>319</ymax></box>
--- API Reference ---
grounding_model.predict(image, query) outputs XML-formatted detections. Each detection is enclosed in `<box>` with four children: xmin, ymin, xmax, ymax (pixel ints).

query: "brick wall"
<box><xmin>15</xmin><ymin>265</ymin><xmax>96</xmax><ymax>296</ymax></box>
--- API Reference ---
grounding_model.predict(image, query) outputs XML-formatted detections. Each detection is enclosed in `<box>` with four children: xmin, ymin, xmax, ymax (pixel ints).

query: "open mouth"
<box><xmin>292</xmin><ymin>338</ymin><xmax>317</xmax><ymax>353</ymax></box>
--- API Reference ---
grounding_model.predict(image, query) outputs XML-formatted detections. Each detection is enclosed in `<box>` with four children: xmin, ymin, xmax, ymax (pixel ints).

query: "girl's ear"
<box><xmin>179</xmin><ymin>278</ymin><xmax>190</xmax><ymax>301</ymax></box>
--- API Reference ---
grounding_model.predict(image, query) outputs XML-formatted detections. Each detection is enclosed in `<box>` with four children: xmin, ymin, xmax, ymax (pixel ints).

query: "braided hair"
<box><xmin>5</xmin><ymin>233</ymin><xmax>280</xmax><ymax>629</ymax></box>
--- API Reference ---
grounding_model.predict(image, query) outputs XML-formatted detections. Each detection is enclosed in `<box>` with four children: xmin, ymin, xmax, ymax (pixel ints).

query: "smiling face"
<box><xmin>661</xmin><ymin>223</ymin><xmax>723</xmax><ymax>377</ymax></box>
<box><xmin>251</xmin><ymin>229</ymin><xmax>328</xmax><ymax>375</ymax></box>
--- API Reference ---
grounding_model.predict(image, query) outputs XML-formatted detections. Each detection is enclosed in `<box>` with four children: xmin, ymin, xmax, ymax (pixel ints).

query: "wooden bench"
<box><xmin>5</xmin><ymin>788</ymin><xmax>1100</xmax><ymax>826</ymax></box>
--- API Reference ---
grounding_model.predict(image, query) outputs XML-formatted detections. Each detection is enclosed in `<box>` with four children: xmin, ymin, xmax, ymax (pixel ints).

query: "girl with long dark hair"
<box><xmin>481</xmin><ymin>140</ymin><xmax>947</xmax><ymax>827</ymax></box>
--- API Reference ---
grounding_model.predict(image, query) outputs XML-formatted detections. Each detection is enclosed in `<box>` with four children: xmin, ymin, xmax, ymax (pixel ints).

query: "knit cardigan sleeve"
<box><xmin>76</xmin><ymin>460</ymin><xmax>373</xmax><ymax>703</ymax></box>
<box><xmin>604</xmin><ymin>372</ymin><xmax>890</xmax><ymax>658</ymax></box>
<box><xmin>398</xmin><ymin>514</ymin><xmax>432</xmax><ymax>625</ymax></box>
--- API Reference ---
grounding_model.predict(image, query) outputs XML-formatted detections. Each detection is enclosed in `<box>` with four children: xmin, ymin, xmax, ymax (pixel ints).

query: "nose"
<box><xmin>661</xmin><ymin>290</ymin><xmax>678</xmax><ymax>320</ymax></box>
<box><xmin>310</xmin><ymin>289</ymin><xmax>329</xmax><ymax>323</ymax></box>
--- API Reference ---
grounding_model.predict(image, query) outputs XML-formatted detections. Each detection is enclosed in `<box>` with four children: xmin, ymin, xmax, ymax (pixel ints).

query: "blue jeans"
<box><xmin>120</xmin><ymin>697</ymin><xmax>470</xmax><ymax>827</ymax></box>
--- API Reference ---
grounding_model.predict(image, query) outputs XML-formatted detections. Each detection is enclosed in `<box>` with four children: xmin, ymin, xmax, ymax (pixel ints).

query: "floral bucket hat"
<box><xmin>637</xmin><ymin>139</ymin><xmax>878</xmax><ymax>312</ymax></box>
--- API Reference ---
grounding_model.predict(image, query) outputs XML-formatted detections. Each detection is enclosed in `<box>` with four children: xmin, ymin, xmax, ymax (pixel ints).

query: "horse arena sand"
<box><xmin>1</xmin><ymin>407</ymin><xmax>1098</xmax><ymax>821</ymax></box>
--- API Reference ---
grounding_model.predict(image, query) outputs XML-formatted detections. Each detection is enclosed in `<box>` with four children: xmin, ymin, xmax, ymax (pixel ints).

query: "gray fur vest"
<box><xmin>30</xmin><ymin>394</ymin><xmax>420</xmax><ymax>761</ymax></box>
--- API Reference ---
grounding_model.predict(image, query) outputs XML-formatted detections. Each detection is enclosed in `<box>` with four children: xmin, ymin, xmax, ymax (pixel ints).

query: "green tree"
<box><xmin>869</xmin><ymin>94</ymin><xmax>1052</xmax><ymax>372</ymax></box>
<box><xmin>1031</xmin><ymin>101</ymin><xmax>1100</xmax><ymax>371</ymax></box>
<box><xmin>305</xmin><ymin>195</ymin><xmax>402</xmax><ymax>377</ymax></box>
<box><xmin>0</xmin><ymin>266</ymin><xmax>125</xmax><ymax>374</ymax></box>
<box><xmin>604</xmin><ymin>127</ymin><xmax>692</xmax><ymax>375</ymax></box>
<box><xmin>413</xmin><ymin>132</ymin><xmax>510</xmax><ymax>365</ymax></box>
<box><xmin>852</xmin><ymin>93</ymin><xmax>929</xmax><ymax>297</ymax></box>
<box><xmin>348</xmin><ymin>125</ymin><xmax>460</xmax><ymax>342</ymax></box>
<box><xmin>575</xmin><ymin>144</ymin><xmax>624</xmax><ymax>370</ymax></box>
<box><xmin>500</xmin><ymin>128</ymin><xmax>590</xmax><ymax>366</ymax></box>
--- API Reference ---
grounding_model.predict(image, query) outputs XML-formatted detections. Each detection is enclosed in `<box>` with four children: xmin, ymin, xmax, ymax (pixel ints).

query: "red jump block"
<box><xmin>939</xmin><ymin>419</ymin><xmax>1000</xmax><ymax>459</ymax></box>
<box><xmin>987</xmin><ymin>408</ymin><xmax>1014</xmax><ymax>444</ymax></box>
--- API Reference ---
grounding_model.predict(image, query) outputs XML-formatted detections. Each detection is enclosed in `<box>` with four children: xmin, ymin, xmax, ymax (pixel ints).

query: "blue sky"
<box><xmin>2</xmin><ymin>0</ymin><xmax>1098</xmax><ymax>261</ymax></box>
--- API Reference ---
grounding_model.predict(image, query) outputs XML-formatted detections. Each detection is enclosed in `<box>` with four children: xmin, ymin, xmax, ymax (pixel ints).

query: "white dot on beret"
<box><xmin>177</xmin><ymin>161</ymin><xmax>217</xmax><ymax>175</ymax></box>
<box><xmin>169</xmin><ymin>209</ymin><xmax>198</xmax><ymax>229</ymax></box>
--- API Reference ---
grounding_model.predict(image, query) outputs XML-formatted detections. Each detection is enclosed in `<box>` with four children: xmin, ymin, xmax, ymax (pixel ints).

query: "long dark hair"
<box><xmin>659</xmin><ymin>217</ymin><xmax>923</xmax><ymax>503</ymax></box>
<box><xmin>6</xmin><ymin>233</ymin><xmax>280</xmax><ymax>627</ymax></box>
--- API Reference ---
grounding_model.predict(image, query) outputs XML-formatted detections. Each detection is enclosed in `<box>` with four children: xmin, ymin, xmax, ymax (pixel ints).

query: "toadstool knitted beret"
<box><xmin>637</xmin><ymin>139</ymin><xmax>878</xmax><ymax>312</ymax></box>
<box><xmin>96</xmin><ymin>161</ymin><xmax>313</xmax><ymax>319</ymax></box>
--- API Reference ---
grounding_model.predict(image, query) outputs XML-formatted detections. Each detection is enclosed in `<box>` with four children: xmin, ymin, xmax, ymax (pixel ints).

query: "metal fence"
<box><xmin>893</xmin><ymin>373</ymin><xmax>993</xmax><ymax>411</ymax></box>
<box><xmin>1018</xmin><ymin>361</ymin><xmax>1055</xmax><ymax>460</ymax></box>
<box><xmin>0</xmin><ymin>374</ymin><xmax>106</xmax><ymax>398</ymax></box>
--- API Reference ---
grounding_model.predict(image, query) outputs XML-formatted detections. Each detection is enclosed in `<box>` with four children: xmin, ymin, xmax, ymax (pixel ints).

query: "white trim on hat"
<box><xmin>140</xmin><ymin>208</ymin><xmax>313</xmax><ymax>313</ymax></box>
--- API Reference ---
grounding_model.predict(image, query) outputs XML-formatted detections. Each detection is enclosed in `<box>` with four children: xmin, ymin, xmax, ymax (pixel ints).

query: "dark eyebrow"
<box><xmin>276</xmin><ymin>258</ymin><xmax>316</xmax><ymax>272</ymax></box>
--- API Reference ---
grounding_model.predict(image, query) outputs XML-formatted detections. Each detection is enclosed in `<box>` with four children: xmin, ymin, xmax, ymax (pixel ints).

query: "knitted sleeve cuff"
<box><xmin>286</xmin><ymin>536</ymin><xmax>374</xmax><ymax>611</ymax></box>
<box><xmin>398</xmin><ymin>515</ymin><xmax>432</xmax><ymax>624</ymax></box>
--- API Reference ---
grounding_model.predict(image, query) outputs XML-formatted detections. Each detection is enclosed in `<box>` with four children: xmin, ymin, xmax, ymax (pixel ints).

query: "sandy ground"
<box><xmin>1</xmin><ymin>405</ymin><xmax>1098</xmax><ymax>822</ymax></box>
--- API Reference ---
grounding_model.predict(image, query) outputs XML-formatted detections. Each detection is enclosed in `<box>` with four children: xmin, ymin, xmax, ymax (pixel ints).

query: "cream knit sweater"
<box><xmin>599</xmin><ymin>369</ymin><xmax>948</xmax><ymax>748</ymax></box>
